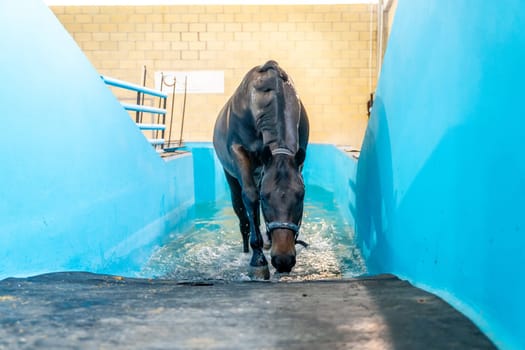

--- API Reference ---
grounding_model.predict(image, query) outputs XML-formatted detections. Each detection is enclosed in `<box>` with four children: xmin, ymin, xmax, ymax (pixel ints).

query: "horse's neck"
<box><xmin>271</xmin><ymin>97</ymin><xmax>300</xmax><ymax>152</ymax></box>
<box><xmin>232</xmin><ymin>70</ymin><xmax>299</xmax><ymax>153</ymax></box>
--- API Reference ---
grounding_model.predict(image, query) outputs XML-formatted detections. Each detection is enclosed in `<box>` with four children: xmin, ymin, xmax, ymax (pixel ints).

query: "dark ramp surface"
<box><xmin>0</xmin><ymin>272</ymin><xmax>495</xmax><ymax>350</ymax></box>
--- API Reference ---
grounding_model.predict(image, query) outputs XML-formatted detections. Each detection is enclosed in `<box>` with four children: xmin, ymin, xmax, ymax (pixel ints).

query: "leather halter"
<box><xmin>264</xmin><ymin>147</ymin><xmax>308</xmax><ymax>248</ymax></box>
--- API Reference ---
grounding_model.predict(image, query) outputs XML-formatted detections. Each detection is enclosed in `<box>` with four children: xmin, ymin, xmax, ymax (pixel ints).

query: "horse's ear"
<box><xmin>295</xmin><ymin>148</ymin><xmax>306</xmax><ymax>166</ymax></box>
<box><xmin>261</xmin><ymin>146</ymin><xmax>272</xmax><ymax>166</ymax></box>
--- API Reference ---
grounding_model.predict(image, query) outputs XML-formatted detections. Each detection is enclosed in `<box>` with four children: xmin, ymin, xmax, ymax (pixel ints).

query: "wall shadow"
<box><xmin>355</xmin><ymin>97</ymin><xmax>395</xmax><ymax>275</ymax></box>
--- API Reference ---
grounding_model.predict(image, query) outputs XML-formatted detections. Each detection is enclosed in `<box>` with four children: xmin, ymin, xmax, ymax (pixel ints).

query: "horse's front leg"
<box><xmin>231</xmin><ymin>144</ymin><xmax>269</xmax><ymax>280</ymax></box>
<box><xmin>223</xmin><ymin>170</ymin><xmax>250</xmax><ymax>253</ymax></box>
<box><xmin>242</xmin><ymin>185</ymin><xmax>269</xmax><ymax>279</ymax></box>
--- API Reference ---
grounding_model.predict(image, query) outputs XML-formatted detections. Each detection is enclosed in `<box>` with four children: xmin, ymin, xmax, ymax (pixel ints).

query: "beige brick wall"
<box><xmin>51</xmin><ymin>5</ymin><xmax>377</xmax><ymax>148</ymax></box>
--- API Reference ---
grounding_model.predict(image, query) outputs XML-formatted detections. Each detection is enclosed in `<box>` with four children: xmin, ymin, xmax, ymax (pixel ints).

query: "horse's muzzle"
<box><xmin>271</xmin><ymin>254</ymin><xmax>296</xmax><ymax>273</ymax></box>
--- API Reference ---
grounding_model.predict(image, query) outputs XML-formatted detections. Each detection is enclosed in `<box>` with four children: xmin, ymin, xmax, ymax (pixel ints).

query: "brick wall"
<box><xmin>51</xmin><ymin>5</ymin><xmax>377</xmax><ymax>147</ymax></box>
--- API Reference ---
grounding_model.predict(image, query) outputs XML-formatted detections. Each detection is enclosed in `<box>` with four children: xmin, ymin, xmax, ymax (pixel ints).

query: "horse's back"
<box><xmin>213</xmin><ymin>61</ymin><xmax>309</xmax><ymax>176</ymax></box>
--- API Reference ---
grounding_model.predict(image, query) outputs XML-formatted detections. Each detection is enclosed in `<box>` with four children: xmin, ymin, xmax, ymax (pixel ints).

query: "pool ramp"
<box><xmin>0</xmin><ymin>272</ymin><xmax>495</xmax><ymax>350</ymax></box>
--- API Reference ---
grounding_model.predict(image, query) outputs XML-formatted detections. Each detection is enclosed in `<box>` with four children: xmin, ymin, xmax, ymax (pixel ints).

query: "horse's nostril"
<box><xmin>271</xmin><ymin>255</ymin><xmax>296</xmax><ymax>273</ymax></box>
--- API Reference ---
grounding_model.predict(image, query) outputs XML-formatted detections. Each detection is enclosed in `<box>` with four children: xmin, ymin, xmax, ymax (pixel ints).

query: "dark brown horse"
<box><xmin>213</xmin><ymin>60</ymin><xmax>309</xmax><ymax>279</ymax></box>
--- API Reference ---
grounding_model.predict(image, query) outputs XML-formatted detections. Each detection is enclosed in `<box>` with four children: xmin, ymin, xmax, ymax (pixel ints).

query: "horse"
<box><xmin>213</xmin><ymin>60</ymin><xmax>309</xmax><ymax>279</ymax></box>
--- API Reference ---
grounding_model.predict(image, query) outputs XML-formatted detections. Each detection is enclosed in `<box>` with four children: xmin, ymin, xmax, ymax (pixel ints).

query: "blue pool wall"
<box><xmin>186</xmin><ymin>142</ymin><xmax>359</xmax><ymax>230</ymax></box>
<box><xmin>0</xmin><ymin>0</ymin><xmax>196</xmax><ymax>279</ymax></box>
<box><xmin>302</xmin><ymin>145</ymin><xmax>358</xmax><ymax>229</ymax></box>
<box><xmin>356</xmin><ymin>1</ymin><xmax>525</xmax><ymax>349</ymax></box>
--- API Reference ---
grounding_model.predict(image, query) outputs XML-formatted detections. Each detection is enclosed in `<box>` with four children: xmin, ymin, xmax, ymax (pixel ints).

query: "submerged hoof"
<box><xmin>248</xmin><ymin>265</ymin><xmax>270</xmax><ymax>280</ymax></box>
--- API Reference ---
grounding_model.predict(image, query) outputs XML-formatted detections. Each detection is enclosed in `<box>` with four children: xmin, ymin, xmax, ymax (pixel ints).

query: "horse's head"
<box><xmin>260</xmin><ymin>146</ymin><xmax>306</xmax><ymax>273</ymax></box>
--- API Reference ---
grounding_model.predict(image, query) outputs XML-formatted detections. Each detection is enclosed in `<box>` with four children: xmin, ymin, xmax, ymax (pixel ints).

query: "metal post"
<box><xmin>156</xmin><ymin>73</ymin><xmax>165</xmax><ymax>144</ymax></box>
<box><xmin>159</xmin><ymin>73</ymin><xmax>167</xmax><ymax>148</ymax></box>
<box><xmin>135</xmin><ymin>91</ymin><xmax>142</xmax><ymax>123</ymax></box>
<box><xmin>140</xmin><ymin>65</ymin><xmax>147</xmax><ymax>124</ymax></box>
<box><xmin>167</xmin><ymin>77</ymin><xmax>176</xmax><ymax>148</ymax></box>
<box><xmin>179</xmin><ymin>76</ymin><xmax>188</xmax><ymax>147</ymax></box>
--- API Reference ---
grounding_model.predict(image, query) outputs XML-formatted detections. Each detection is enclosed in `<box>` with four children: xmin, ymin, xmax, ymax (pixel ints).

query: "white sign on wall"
<box><xmin>155</xmin><ymin>70</ymin><xmax>224</xmax><ymax>94</ymax></box>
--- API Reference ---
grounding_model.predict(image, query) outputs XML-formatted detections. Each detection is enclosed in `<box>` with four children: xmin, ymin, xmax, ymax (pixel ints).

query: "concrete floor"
<box><xmin>0</xmin><ymin>272</ymin><xmax>495</xmax><ymax>350</ymax></box>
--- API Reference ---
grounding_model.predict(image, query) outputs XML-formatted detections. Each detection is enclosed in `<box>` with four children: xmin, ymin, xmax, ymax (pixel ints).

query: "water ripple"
<box><xmin>140</xmin><ymin>186</ymin><xmax>367</xmax><ymax>281</ymax></box>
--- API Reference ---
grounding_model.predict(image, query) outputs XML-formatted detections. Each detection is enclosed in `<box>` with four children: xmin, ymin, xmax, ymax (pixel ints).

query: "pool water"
<box><xmin>140</xmin><ymin>185</ymin><xmax>367</xmax><ymax>281</ymax></box>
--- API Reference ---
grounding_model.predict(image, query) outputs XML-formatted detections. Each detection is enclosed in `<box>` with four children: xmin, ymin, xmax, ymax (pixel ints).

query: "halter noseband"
<box><xmin>266</xmin><ymin>221</ymin><xmax>300</xmax><ymax>234</ymax></box>
<box><xmin>265</xmin><ymin>221</ymin><xmax>308</xmax><ymax>248</ymax></box>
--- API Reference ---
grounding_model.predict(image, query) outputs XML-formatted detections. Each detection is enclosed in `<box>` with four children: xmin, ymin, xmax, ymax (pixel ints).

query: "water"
<box><xmin>140</xmin><ymin>185</ymin><xmax>367</xmax><ymax>281</ymax></box>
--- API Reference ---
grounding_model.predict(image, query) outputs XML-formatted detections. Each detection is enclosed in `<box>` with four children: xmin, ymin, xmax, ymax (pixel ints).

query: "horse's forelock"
<box><xmin>265</xmin><ymin>155</ymin><xmax>303</xmax><ymax>187</ymax></box>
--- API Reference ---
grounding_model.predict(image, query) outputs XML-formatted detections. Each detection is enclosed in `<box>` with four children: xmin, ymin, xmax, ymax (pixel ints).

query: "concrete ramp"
<box><xmin>0</xmin><ymin>273</ymin><xmax>495</xmax><ymax>349</ymax></box>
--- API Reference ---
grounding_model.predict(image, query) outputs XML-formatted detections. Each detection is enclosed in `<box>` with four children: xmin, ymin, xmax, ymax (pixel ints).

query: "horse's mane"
<box><xmin>229</xmin><ymin>61</ymin><xmax>299</xmax><ymax>149</ymax></box>
<box><xmin>252</xmin><ymin>61</ymin><xmax>294</xmax><ymax>146</ymax></box>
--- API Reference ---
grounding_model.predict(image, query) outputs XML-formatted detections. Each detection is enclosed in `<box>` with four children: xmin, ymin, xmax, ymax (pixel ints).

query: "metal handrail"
<box><xmin>101</xmin><ymin>70</ymin><xmax>184</xmax><ymax>153</ymax></box>
<box><xmin>137</xmin><ymin>123</ymin><xmax>166</xmax><ymax>131</ymax></box>
<box><xmin>121</xmin><ymin>103</ymin><xmax>166</xmax><ymax>115</ymax></box>
<box><xmin>102</xmin><ymin>73</ymin><xmax>168</xmax><ymax>152</ymax></box>
<box><xmin>101</xmin><ymin>75</ymin><xmax>168</xmax><ymax>99</ymax></box>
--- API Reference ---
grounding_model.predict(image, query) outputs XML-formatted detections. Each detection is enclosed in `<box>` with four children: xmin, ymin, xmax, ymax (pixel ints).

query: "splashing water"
<box><xmin>140</xmin><ymin>185</ymin><xmax>367</xmax><ymax>281</ymax></box>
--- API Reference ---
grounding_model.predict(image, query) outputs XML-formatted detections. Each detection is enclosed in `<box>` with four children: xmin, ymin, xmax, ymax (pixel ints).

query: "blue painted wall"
<box><xmin>302</xmin><ymin>144</ymin><xmax>358</xmax><ymax>228</ymax></box>
<box><xmin>0</xmin><ymin>0</ymin><xmax>194</xmax><ymax>279</ymax></box>
<box><xmin>356</xmin><ymin>1</ymin><xmax>525</xmax><ymax>348</ymax></box>
<box><xmin>182</xmin><ymin>142</ymin><xmax>230</xmax><ymax>204</ymax></box>
<box><xmin>184</xmin><ymin>142</ymin><xmax>359</xmax><ymax>229</ymax></box>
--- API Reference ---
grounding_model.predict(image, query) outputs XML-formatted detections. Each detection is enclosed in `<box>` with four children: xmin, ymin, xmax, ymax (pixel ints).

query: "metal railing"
<box><xmin>101</xmin><ymin>68</ymin><xmax>186</xmax><ymax>153</ymax></box>
<box><xmin>157</xmin><ymin>71</ymin><xmax>187</xmax><ymax>152</ymax></box>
